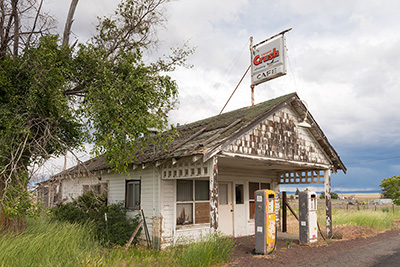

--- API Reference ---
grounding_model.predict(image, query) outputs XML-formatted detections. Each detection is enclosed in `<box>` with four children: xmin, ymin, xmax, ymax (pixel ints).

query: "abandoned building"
<box><xmin>37</xmin><ymin>92</ymin><xmax>346</xmax><ymax>247</ymax></box>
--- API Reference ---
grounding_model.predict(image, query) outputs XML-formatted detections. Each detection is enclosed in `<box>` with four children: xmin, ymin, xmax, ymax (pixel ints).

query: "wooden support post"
<box><xmin>282</xmin><ymin>191</ymin><xmax>287</xmax><ymax>232</ymax></box>
<box><xmin>324</xmin><ymin>169</ymin><xmax>332</xmax><ymax>238</ymax></box>
<box><xmin>210</xmin><ymin>156</ymin><xmax>219</xmax><ymax>230</ymax></box>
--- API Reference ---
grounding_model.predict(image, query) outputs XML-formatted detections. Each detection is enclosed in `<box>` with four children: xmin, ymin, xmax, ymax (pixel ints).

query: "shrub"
<box><xmin>50</xmin><ymin>191</ymin><xmax>141</xmax><ymax>246</ymax></box>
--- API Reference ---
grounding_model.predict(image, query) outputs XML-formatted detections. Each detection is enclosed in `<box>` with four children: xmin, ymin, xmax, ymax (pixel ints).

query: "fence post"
<box><xmin>282</xmin><ymin>192</ymin><xmax>287</xmax><ymax>232</ymax></box>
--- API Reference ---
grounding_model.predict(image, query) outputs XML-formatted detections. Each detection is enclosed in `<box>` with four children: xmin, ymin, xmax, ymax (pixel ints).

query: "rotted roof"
<box><xmin>52</xmin><ymin>92</ymin><xmax>346</xmax><ymax>178</ymax></box>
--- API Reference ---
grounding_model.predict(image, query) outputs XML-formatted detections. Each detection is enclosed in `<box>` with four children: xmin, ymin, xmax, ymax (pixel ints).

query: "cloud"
<box><xmin>37</xmin><ymin>1</ymin><xmax>400</xmax><ymax>191</ymax></box>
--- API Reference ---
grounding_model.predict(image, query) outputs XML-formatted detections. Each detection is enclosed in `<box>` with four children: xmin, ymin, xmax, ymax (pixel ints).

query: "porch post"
<box><xmin>324</xmin><ymin>169</ymin><xmax>332</xmax><ymax>238</ymax></box>
<box><xmin>210</xmin><ymin>156</ymin><xmax>219</xmax><ymax>230</ymax></box>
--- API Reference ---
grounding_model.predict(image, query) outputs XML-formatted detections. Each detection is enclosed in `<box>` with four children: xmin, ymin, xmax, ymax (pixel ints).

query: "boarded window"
<box><xmin>126</xmin><ymin>180</ymin><xmax>140</xmax><ymax>210</ymax></box>
<box><xmin>195</xmin><ymin>203</ymin><xmax>210</xmax><ymax>223</ymax></box>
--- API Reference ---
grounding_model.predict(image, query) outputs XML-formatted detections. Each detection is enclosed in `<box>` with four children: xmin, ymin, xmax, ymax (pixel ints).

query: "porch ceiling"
<box><xmin>218</xmin><ymin>154</ymin><xmax>328</xmax><ymax>173</ymax></box>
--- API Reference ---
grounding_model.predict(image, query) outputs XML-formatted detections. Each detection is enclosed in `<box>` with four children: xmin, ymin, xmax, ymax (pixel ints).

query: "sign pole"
<box><xmin>250</xmin><ymin>36</ymin><xmax>255</xmax><ymax>105</ymax></box>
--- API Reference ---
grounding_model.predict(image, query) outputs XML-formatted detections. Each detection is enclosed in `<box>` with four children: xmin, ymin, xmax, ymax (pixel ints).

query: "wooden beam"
<box><xmin>324</xmin><ymin>169</ymin><xmax>332</xmax><ymax>238</ymax></box>
<box><xmin>192</xmin><ymin>155</ymin><xmax>202</xmax><ymax>163</ymax></box>
<box><xmin>210</xmin><ymin>156</ymin><xmax>219</xmax><ymax>230</ymax></box>
<box><xmin>282</xmin><ymin>192</ymin><xmax>287</xmax><ymax>232</ymax></box>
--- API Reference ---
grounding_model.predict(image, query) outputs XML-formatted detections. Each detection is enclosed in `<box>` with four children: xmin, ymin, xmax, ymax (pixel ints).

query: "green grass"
<box><xmin>0</xmin><ymin>217</ymin><xmax>100</xmax><ymax>266</ymax></box>
<box><xmin>0</xmin><ymin>217</ymin><xmax>235</xmax><ymax>267</ymax></box>
<box><xmin>173</xmin><ymin>232</ymin><xmax>235</xmax><ymax>267</ymax></box>
<box><xmin>317</xmin><ymin>209</ymin><xmax>400</xmax><ymax>230</ymax></box>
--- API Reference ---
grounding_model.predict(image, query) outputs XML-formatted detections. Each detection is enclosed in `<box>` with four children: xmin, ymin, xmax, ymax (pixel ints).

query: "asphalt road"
<box><xmin>291</xmin><ymin>231</ymin><xmax>400</xmax><ymax>267</ymax></box>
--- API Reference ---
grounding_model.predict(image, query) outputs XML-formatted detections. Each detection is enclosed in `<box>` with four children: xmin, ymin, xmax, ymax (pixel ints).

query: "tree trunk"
<box><xmin>63</xmin><ymin>0</ymin><xmax>79</xmax><ymax>47</ymax></box>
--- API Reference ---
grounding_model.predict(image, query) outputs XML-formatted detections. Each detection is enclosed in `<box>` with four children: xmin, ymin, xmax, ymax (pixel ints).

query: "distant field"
<box><xmin>342</xmin><ymin>193</ymin><xmax>382</xmax><ymax>200</ymax></box>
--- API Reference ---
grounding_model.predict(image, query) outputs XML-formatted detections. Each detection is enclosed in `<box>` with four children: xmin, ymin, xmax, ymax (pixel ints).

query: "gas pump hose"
<box><xmin>317</xmin><ymin>221</ymin><xmax>327</xmax><ymax>242</ymax></box>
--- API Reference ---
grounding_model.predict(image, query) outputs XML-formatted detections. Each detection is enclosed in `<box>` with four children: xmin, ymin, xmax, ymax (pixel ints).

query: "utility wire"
<box><xmin>346</xmin><ymin>155</ymin><xmax>400</xmax><ymax>165</ymax></box>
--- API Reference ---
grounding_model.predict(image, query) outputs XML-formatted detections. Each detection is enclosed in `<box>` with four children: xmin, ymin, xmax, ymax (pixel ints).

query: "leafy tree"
<box><xmin>319</xmin><ymin>192</ymin><xmax>339</xmax><ymax>199</ymax></box>
<box><xmin>295</xmin><ymin>188</ymin><xmax>300</xmax><ymax>195</ymax></box>
<box><xmin>0</xmin><ymin>0</ymin><xmax>193</xmax><ymax>219</ymax></box>
<box><xmin>380</xmin><ymin>175</ymin><xmax>400</xmax><ymax>205</ymax></box>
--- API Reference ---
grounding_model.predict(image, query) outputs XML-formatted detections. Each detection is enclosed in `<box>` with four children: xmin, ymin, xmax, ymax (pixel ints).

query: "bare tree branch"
<box><xmin>62</xmin><ymin>0</ymin><xmax>79</xmax><ymax>47</ymax></box>
<box><xmin>26</xmin><ymin>0</ymin><xmax>43</xmax><ymax>47</ymax></box>
<box><xmin>11</xmin><ymin>0</ymin><xmax>19</xmax><ymax>56</ymax></box>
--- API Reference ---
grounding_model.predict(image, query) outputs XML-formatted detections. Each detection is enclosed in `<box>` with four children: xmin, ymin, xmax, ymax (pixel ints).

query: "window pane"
<box><xmin>127</xmin><ymin>183</ymin><xmax>134</xmax><ymax>209</ymax></box>
<box><xmin>126</xmin><ymin>181</ymin><xmax>140</xmax><ymax>210</ymax></box>
<box><xmin>92</xmin><ymin>184</ymin><xmax>101</xmax><ymax>194</ymax></box>
<box><xmin>134</xmin><ymin>183</ymin><xmax>140</xmax><ymax>209</ymax></box>
<box><xmin>177</xmin><ymin>180</ymin><xmax>193</xmax><ymax>201</ymax></box>
<box><xmin>249</xmin><ymin>201</ymin><xmax>255</xmax><ymax>219</ymax></box>
<box><xmin>261</xmin><ymin>183</ymin><xmax>270</xmax><ymax>190</ymax></box>
<box><xmin>235</xmin><ymin>184</ymin><xmax>244</xmax><ymax>204</ymax></box>
<box><xmin>82</xmin><ymin>185</ymin><xmax>89</xmax><ymax>194</ymax></box>
<box><xmin>249</xmin><ymin>182</ymin><xmax>259</xmax><ymax>201</ymax></box>
<box><xmin>176</xmin><ymin>203</ymin><xmax>193</xmax><ymax>225</ymax></box>
<box><xmin>219</xmin><ymin>184</ymin><xmax>228</xmax><ymax>205</ymax></box>
<box><xmin>195</xmin><ymin>180</ymin><xmax>209</xmax><ymax>201</ymax></box>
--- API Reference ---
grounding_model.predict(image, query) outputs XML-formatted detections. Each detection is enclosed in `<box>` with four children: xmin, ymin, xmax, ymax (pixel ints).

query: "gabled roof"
<box><xmin>53</xmin><ymin>92</ymin><xmax>346</xmax><ymax>178</ymax></box>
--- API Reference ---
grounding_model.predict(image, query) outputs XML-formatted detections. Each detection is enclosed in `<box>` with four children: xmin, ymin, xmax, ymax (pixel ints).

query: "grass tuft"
<box><xmin>173</xmin><ymin>232</ymin><xmax>235</xmax><ymax>267</ymax></box>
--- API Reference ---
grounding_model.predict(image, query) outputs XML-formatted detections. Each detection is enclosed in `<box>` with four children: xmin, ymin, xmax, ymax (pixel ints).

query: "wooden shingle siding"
<box><xmin>226</xmin><ymin>106</ymin><xmax>329</xmax><ymax>165</ymax></box>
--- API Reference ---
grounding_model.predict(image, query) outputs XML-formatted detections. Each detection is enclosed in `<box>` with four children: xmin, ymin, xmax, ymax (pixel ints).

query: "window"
<box><xmin>176</xmin><ymin>180</ymin><xmax>210</xmax><ymax>225</ymax></box>
<box><xmin>82</xmin><ymin>183</ymin><xmax>108</xmax><ymax>196</ymax></box>
<box><xmin>235</xmin><ymin>184</ymin><xmax>244</xmax><ymax>204</ymax></box>
<box><xmin>126</xmin><ymin>180</ymin><xmax>140</xmax><ymax>210</ymax></box>
<box><xmin>249</xmin><ymin>182</ymin><xmax>270</xmax><ymax>219</ymax></box>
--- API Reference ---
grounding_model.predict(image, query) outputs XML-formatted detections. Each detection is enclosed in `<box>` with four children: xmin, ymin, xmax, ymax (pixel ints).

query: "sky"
<box><xmin>38</xmin><ymin>0</ymin><xmax>400</xmax><ymax>193</ymax></box>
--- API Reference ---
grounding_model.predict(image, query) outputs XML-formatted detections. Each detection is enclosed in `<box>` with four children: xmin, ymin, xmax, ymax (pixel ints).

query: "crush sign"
<box><xmin>251</xmin><ymin>35</ymin><xmax>287</xmax><ymax>86</ymax></box>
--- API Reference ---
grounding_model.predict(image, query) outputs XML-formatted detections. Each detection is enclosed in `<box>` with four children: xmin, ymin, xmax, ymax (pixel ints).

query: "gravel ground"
<box><xmin>226</xmin><ymin>229</ymin><xmax>400</xmax><ymax>267</ymax></box>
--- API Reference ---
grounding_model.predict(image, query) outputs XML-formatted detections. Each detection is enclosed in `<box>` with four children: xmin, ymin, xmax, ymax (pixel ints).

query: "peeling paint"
<box><xmin>210</xmin><ymin>156</ymin><xmax>219</xmax><ymax>230</ymax></box>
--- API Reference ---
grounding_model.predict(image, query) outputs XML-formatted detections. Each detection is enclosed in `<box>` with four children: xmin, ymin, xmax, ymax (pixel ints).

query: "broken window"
<box><xmin>176</xmin><ymin>179</ymin><xmax>210</xmax><ymax>226</ymax></box>
<box><xmin>126</xmin><ymin>180</ymin><xmax>140</xmax><ymax>210</ymax></box>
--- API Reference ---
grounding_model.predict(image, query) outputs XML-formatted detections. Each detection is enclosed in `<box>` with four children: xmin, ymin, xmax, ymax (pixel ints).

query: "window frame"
<box><xmin>125</xmin><ymin>180</ymin><xmax>141</xmax><ymax>211</ymax></box>
<box><xmin>176</xmin><ymin>179</ymin><xmax>210</xmax><ymax>226</ymax></box>
<box><xmin>248</xmin><ymin>182</ymin><xmax>270</xmax><ymax>219</ymax></box>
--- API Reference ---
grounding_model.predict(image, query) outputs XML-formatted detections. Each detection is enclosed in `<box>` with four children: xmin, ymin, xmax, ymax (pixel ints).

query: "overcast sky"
<box><xmin>40</xmin><ymin>0</ymin><xmax>400</xmax><ymax>192</ymax></box>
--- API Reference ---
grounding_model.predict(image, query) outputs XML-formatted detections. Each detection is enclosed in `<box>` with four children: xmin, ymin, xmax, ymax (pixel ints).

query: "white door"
<box><xmin>218</xmin><ymin>182</ymin><xmax>233</xmax><ymax>236</ymax></box>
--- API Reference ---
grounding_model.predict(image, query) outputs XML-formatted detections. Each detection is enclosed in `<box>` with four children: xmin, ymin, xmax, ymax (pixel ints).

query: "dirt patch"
<box><xmin>226</xmin><ymin>226</ymin><xmax>400</xmax><ymax>267</ymax></box>
<box><xmin>331</xmin><ymin>225</ymin><xmax>380</xmax><ymax>240</ymax></box>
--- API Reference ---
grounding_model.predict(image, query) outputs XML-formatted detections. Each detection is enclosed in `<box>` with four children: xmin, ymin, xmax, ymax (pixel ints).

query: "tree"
<box><xmin>295</xmin><ymin>188</ymin><xmax>300</xmax><ymax>195</ymax></box>
<box><xmin>319</xmin><ymin>192</ymin><xmax>339</xmax><ymax>199</ymax></box>
<box><xmin>0</xmin><ymin>0</ymin><xmax>193</xmax><ymax>219</ymax></box>
<box><xmin>380</xmin><ymin>175</ymin><xmax>400</xmax><ymax>205</ymax></box>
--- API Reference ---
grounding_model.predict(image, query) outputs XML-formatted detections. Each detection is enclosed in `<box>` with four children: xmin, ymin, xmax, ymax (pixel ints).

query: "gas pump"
<box><xmin>299</xmin><ymin>190</ymin><xmax>318</xmax><ymax>243</ymax></box>
<box><xmin>254</xmin><ymin>190</ymin><xmax>277</xmax><ymax>255</ymax></box>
